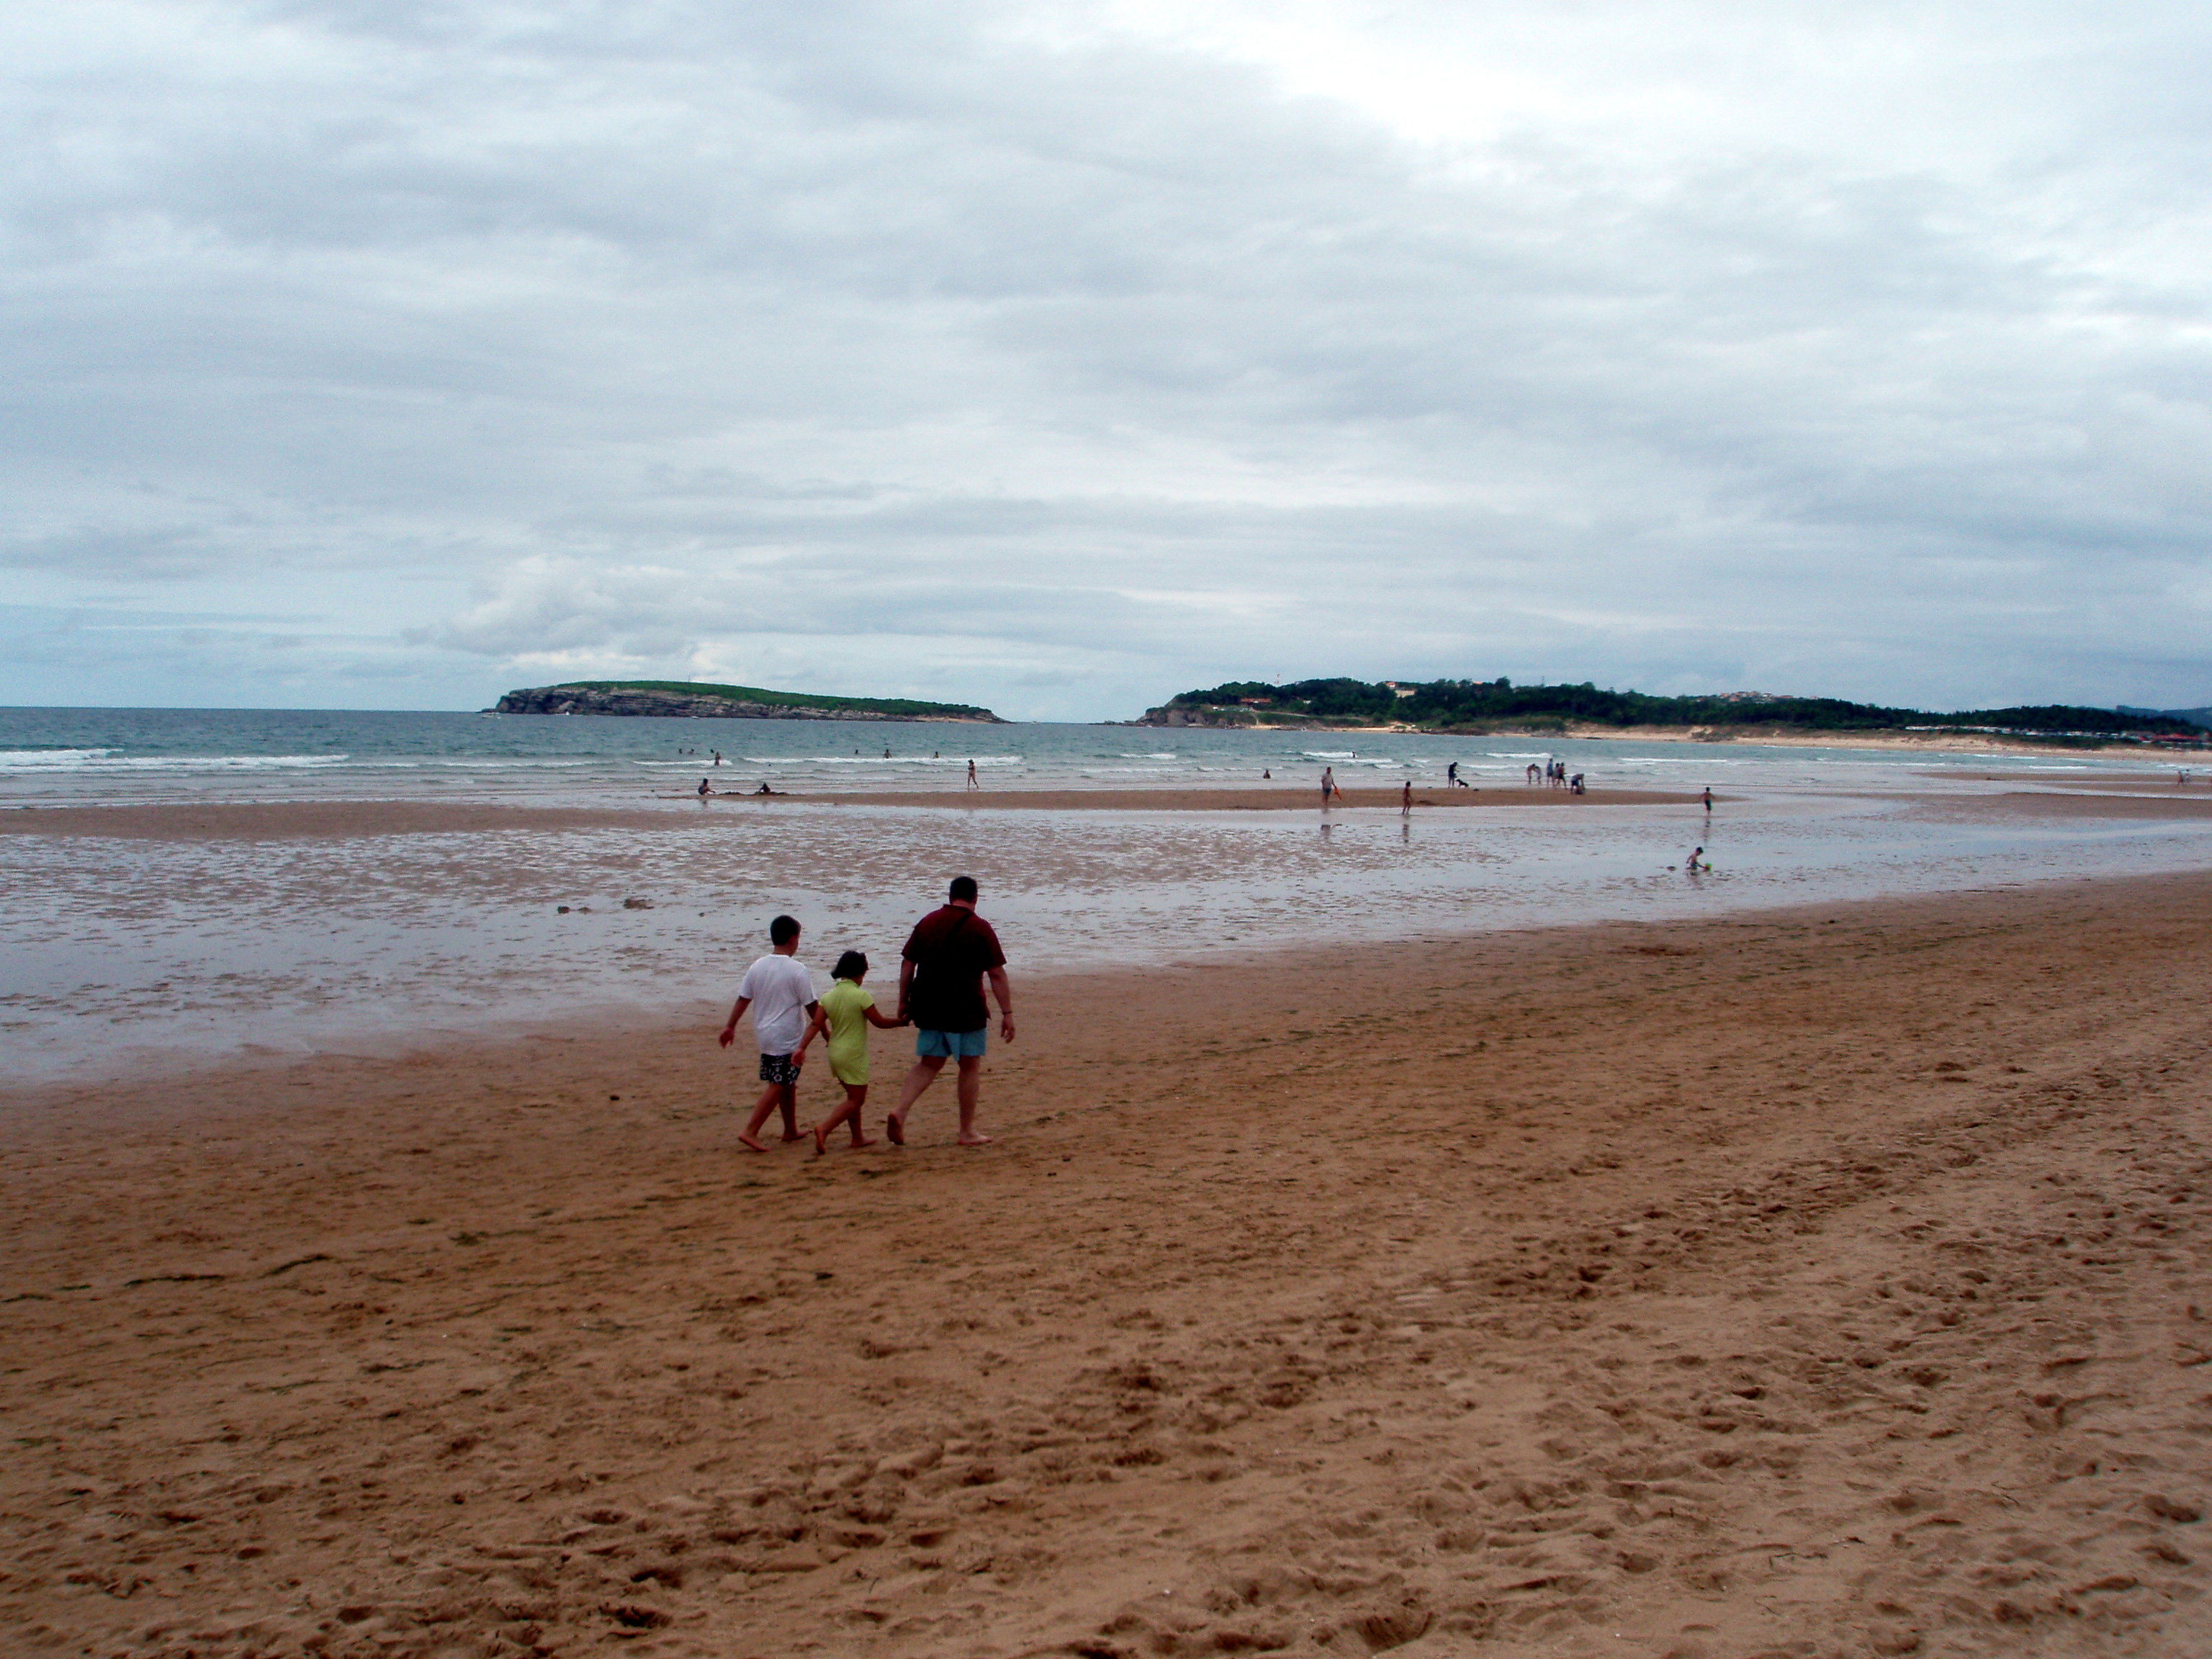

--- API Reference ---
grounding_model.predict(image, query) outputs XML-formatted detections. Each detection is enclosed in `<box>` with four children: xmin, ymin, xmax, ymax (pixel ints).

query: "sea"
<box><xmin>0</xmin><ymin>704</ymin><xmax>2176</xmax><ymax>805</ymax></box>
<box><xmin>5</xmin><ymin>707</ymin><xmax>2209</xmax><ymax>1084</ymax></box>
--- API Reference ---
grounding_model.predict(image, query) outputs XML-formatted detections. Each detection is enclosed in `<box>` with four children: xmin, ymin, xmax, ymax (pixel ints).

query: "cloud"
<box><xmin>3</xmin><ymin>0</ymin><xmax>2211</xmax><ymax>716</ymax></box>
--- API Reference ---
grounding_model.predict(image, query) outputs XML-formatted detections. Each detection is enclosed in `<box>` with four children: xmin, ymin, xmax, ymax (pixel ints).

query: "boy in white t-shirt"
<box><xmin>717</xmin><ymin>913</ymin><xmax>820</xmax><ymax>1153</ymax></box>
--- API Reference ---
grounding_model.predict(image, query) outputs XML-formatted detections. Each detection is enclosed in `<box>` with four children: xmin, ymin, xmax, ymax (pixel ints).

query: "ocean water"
<box><xmin>0</xmin><ymin>705</ymin><xmax>2172</xmax><ymax>807</ymax></box>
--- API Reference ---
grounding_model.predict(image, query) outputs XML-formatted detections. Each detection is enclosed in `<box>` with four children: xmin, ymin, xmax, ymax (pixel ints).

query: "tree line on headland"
<box><xmin>1137</xmin><ymin>678</ymin><xmax>2204</xmax><ymax>744</ymax></box>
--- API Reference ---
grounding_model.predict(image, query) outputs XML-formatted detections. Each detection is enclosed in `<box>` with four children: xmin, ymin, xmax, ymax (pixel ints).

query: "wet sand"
<box><xmin>1894</xmin><ymin>789</ymin><xmax>2212</xmax><ymax>823</ymax></box>
<box><xmin>9</xmin><ymin>784</ymin><xmax>2210</xmax><ymax>850</ymax></box>
<box><xmin>0</xmin><ymin>787</ymin><xmax>1694</xmax><ymax>841</ymax></box>
<box><xmin>747</xmin><ymin>786</ymin><xmax>1686</xmax><ymax>811</ymax></box>
<box><xmin>5</xmin><ymin>874</ymin><xmax>2211</xmax><ymax>1656</ymax></box>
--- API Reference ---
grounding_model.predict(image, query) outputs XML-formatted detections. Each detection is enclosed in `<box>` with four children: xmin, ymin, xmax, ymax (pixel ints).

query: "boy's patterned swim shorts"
<box><xmin>758</xmin><ymin>1053</ymin><xmax>800</xmax><ymax>1086</ymax></box>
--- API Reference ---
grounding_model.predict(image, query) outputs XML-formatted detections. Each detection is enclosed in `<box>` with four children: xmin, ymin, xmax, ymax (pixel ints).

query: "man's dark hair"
<box><xmin>832</xmin><ymin>949</ymin><xmax>868</xmax><ymax>980</ymax></box>
<box><xmin>948</xmin><ymin>876</ymin><xmax>978</xmax><ymax>902</ymax></box>
<box><xmin>769</xmin><ymin>913</ymin><xmax>801</xmax><ymax>945</ymax></box>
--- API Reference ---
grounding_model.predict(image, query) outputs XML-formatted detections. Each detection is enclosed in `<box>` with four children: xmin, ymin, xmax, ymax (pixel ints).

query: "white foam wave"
<box><xmin>0</xmin><ymin>747</ymin><xmax>114</xmax><ymax>771</ymax></box>
<box><xmin>0</xmin><ymin>750</ymin><xmax>351</xmax><ymax>774</ymax></box>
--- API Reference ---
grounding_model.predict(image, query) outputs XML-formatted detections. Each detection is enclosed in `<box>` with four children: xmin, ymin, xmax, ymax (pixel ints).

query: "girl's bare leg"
<box><xmin>813</xmin><ymin>1084</ymin><xmax>875</xmax><ymax>1153</ymax></box>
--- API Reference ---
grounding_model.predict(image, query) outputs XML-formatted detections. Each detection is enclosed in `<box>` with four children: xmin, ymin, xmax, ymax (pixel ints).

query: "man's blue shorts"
<box><xmin>916</xmin><ymin>1027</ymin><xmax>987</xmax><ymax>1060</ymax></box>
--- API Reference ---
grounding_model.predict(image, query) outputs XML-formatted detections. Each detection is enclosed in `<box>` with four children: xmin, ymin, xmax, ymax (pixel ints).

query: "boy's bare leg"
<box><xmin>887</xmin><ymin>1056</ymin><xmax>947</xmax><ymax>1146</ymax></box>
<box><xmin>955</xmin><ymin>1054</ymin><xmax>992</xmax><ymax>1146</ymax></box>
<box><xmin>738</xmin><ymin>1084</ymin><xmax>782</xmax><ymax>1153</ymax></box>
<box><xmin>778</xmin><ymin>1083</ymin><xmax>803</xmax><ymax>1141</ymax></box>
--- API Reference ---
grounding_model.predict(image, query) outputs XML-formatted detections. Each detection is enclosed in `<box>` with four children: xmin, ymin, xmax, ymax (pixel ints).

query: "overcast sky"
<box><xmin>5</xmin><ymin>0</ymin><xmax>2210</xmax><ymax>719</ymax></box>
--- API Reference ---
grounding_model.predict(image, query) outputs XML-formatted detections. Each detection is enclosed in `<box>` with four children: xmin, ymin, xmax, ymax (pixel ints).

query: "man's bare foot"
<box><xmin>957</xmin><ymin>1130</ymin><xmax>994</xmax><ymax>1146</ymax></box>
<box><xmin>849</xmin><ymin>1135</ymin><xmax>878</xmax><ymax>1149</ymax></box>
<box><xmin>885</xmin><ymin>1115</ymin><xmax>905</xmax><ymax>1146</ymax></box>
<box><xmin>737</xmin><ymin>1133</ymin><xmax>768</xmax><ymax>1154</ymax></box>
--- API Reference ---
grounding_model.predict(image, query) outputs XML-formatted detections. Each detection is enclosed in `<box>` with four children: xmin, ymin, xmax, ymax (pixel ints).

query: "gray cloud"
<box><xmin>3</xmin><ymin>0</ymin><xmax>2210</xmax><ymax>716</ymax></box>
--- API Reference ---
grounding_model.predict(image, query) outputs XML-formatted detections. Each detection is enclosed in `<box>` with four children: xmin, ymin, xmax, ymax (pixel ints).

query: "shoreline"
<box><xmin>4</xmin><ymin>871</ymin><xmax>2211</xmax><ymax>1655</ymax></box>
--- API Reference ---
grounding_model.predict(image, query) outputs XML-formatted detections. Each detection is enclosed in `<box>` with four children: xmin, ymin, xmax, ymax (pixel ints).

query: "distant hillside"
<box><xmin>1137</xmin><ymin>678</ymin><xmax>2198</xmax><ymax>743</ymax></box>
<box><xmin>493</xmin><ymin>680</ymin><xmax>1004</xmax><ymax>722</ymax></box>
<box><xmin>2121</xmin><ymin>704</ymin><xmax>2212</xmax><ymax>730</ymax></box>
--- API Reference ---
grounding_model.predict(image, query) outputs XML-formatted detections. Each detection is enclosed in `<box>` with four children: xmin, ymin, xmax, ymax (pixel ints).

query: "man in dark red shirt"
<box><xmin>887</xmin><ymin>876</ymin><xmax>1014</xmax><ymax>1146</ymax></box>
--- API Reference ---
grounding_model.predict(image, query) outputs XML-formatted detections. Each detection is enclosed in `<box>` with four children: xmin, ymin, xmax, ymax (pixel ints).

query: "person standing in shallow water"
<box><xmin>966</xmin><ymin>759</ymin><xmax>979</xmax><ymax>791</ymax></box>
<box><xmin>889</xmin><ymin>876</ymin><xmax>1014</xmax><ymax>1147</ymax></box>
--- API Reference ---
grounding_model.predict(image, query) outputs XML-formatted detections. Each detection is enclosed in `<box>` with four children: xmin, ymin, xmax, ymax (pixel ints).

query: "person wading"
<box><xmin>888</xmin><ymin>876</ymin><xmax>1014</xmax><ymax>1146</ymax></box>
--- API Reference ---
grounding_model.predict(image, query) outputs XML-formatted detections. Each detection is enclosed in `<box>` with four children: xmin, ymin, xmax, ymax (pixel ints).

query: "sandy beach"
<box><xmin>5</xmin><ymin>867</ymin><xmax>2210</xmax><ymax>1658</ymax></box>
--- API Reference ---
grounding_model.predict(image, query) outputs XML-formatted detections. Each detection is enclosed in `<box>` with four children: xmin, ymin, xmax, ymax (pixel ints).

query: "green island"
<box><xmin>493</xmin><ymin>680</ymin><xmax>1003</xmax><ymax>723</ymax></box>
<box><xmin>1136</xmin><ymin>678</ymin><xmax>2208</xmax><ymax>747</ymax></box>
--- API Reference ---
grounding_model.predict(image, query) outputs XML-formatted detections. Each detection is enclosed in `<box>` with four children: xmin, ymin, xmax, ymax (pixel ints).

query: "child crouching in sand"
<box><xmin>793</xmin><ymin>950</ymin><xmax>907</xmax><ymax>1154</ymax></box>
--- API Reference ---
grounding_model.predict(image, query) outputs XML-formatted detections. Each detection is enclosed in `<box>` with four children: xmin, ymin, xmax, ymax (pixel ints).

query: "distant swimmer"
<box><xmin>1262</xmin><ymin>768</ymin><xmax>1271</xmax><ymax>779</ymax></box>
<box><xmin>697</xmin><ymin>777</ymin><xmax>712</xmax><ymax>797</ymax></box>
<box><xmin>712</xmin><ymin>750</ymin><xmax>723</xmax><ymax>767</ymax></box>
<box><xmin>885</xmin><ymin>745</ymin><xmax>892</xmax><ymax>758</ymax></box>
<box><xmin>966</xmin><ymin>759</ymin><xmax>979</xmax><ymax>791</ymax></box>
<box><xmin>755</xmin><ymin>781</ymin><xmax>779</xmax><ymax>795</ymax></box>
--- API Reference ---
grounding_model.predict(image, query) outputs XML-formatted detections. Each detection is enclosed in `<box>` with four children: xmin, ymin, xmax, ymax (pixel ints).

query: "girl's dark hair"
<box><xmin>832</xmin><ymin>950</ymin><xmax>868</xmax><ymax>981</ymax></box>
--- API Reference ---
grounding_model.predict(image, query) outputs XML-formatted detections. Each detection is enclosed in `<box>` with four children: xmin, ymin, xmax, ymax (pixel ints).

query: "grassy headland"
<box><xmin>493</xmin><ymin>680</ymin><xmax>1003</xmax><ymax>721</ymax></box>
<box><xmin>1136</xmin><ymin>676</ymin><xmax>2205</xmax><ymax>747</ymax></box>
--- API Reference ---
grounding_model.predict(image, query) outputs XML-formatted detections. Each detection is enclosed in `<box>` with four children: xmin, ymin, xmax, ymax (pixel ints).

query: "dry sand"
<box><xmin>4</xmin><ymin>876</ymin><xmax>2211</xmax><ymax>1658</ymax></box>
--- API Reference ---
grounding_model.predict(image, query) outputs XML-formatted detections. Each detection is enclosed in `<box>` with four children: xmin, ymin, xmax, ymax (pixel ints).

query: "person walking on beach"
<box><xmin>717</xmin><ymin>914</ymin><xmax>819</xmax><ymax>1152</ymax></box>
<box><xmin>966</xmin><ymin>759</ymin><xmax>979</xmax><ymax>791</ymax></box>
<box><xmin>1702</xmin><ymin>786</ymin><xmax>1713</xmax><ymax>814</ymax></box>
<box><xmin>1321</xmin><ymin>765</ymin><xmax>1337</xmax><ymax>806</ymax></box>
<box><xmin>1401</xmin><ymin>779</ymin><xmax>1413</xmax><ymax>817</ymax></box>
<box><xmin>792</xmin><ymin>950</ymin><xmax>907</xmax><ymax>1154</ymax></box>
<box><xmin>888</xmin><ymin>877</ymin><xmax>1014</xmax><ymax>1147</ymax></box>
